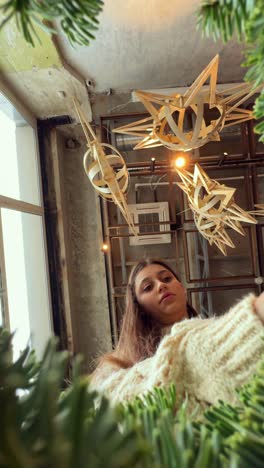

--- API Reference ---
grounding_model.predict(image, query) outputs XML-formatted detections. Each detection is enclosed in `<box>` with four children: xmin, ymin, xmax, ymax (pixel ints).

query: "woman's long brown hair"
<box><xmin>92</xmin><ymin>258</ymin><xmax>197</xmax><ymax>376</ymax></box>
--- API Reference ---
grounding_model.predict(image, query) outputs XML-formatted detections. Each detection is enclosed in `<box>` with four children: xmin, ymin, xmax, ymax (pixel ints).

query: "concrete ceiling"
<box><xmin>57</xmin><ymin>0</ymin><xmax>246</xmax><ymax>94</ymax></box>
<box><xmin>0</xmin><ymin>19</ymin><xmax>91</xmax><ymax>121</ymax></box>
<box><xmin>0</xmin><ymin>0</ymin><xmax>248</xmax><ymax>122</ymax></box>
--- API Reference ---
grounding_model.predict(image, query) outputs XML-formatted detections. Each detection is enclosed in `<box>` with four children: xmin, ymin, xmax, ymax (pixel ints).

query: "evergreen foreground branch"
<box><xmin>197</xmin><ymin>0</ymin><xmax>264</xmax><ymax>141</ymax></box>
<box><xmin>0</xmin><ymin>0</ymin><xmax>104</xmax><ymax>47</ymax></box>
<box><xmin>1</xmin><ymin>327</ymin><xmax>264</xmax><ymax>467</ymax></box>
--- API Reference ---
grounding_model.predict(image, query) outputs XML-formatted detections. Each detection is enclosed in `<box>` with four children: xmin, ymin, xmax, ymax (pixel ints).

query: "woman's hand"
<box><xmin>254</xmin><ymin>292</ymin><xmax>264</xmax><ymax>324</ymax></box>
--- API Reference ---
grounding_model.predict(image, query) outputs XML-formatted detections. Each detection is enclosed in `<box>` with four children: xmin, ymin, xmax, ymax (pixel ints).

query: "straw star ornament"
<box><xmin>114</xmin><ymin>55</ymin><xmax>261</xmax><ymax>152</ymax></box>
<box><xmin>248</xmin><ymin>204</ymin><xmax>264</xmax><ymax>216</ymax></box>
<box><xmin>176</xmin><ymin>164</ymin><xmax>257</xmax><ymax>255</ymax></box>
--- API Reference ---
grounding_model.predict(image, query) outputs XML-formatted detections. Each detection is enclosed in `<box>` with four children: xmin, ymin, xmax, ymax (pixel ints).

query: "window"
<box><xmin>0</xmin><ymin>92</ymin><xmax>52</xmax><ymax>360</ymax></box>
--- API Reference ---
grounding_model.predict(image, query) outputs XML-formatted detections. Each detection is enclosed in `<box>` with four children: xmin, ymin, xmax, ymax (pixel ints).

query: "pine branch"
<box><xmin>197</xmin><ymin>0</ymin><xmax>249</xmax><ymax>43</ymax></box>
<box><xmin>0</xmin><ymin>328</ymin><xmax>144</xmax><ymax>468</ymax></box>
<box><xmin>0</xmin><ymin>0</ymin><xmax>104</xmax><ymax>47</ymax></box>
<box><xmin>2</xmin><ymin>327</ymin><xmax>264</xmax><ymax>467</ymax></box>
<box><xmin>197</xmin><ymin>0</ymin><xmax>264</xmax><ymax>142</ymax></box>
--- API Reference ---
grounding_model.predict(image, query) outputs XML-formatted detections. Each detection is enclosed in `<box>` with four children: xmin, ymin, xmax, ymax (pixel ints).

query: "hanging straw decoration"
<box><xmin>176</xmin><ymin>163</ymin><xmax>258</xmax><ymax>255</ymax></box>
<box><xmin>248</xmin><ymin>204</ymin><xmax>264</xmax><ymax>216</ymax></box>
<box><xmin>73</xmin><ymin>98</ymin><xmax>136</xmax><ymax>235</ymax></box>
<box><xmin>113</xmin><ymin>55</ymin><xmax>261</xmax><ymax>152</ymax></box>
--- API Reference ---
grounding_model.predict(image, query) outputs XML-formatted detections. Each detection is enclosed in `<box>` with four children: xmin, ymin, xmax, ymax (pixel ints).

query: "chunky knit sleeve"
<box><xmin>90</xmin><ymin>294</ymin><xmax>264</xmax><ymax>408</ymax></box>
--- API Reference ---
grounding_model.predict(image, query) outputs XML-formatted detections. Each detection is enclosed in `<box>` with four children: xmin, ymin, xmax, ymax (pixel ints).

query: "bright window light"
<box><xmin>0</xmin><ymin>107</ymin><xmax>40</xmax><ymax>205</ymax></box>
<box><xmin>0</xmin><ymin>110</ymin><xmax>19</xmax><ymax>199</ymax></box>
<box><xmin>0</xmin><ymin>98</ymin><xmax>52</xmax><ymax>361</ymax></box>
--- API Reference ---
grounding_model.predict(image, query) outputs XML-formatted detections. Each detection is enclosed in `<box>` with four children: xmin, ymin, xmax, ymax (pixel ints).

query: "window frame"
<box><xmin>0</xmin><ymin>79</ymin><xmax>53</xmax><ymax>346</ymax></box>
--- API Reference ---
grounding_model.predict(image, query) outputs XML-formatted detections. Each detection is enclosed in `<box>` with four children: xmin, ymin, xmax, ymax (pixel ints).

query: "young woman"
<box><xmin>91</xmin><ymin>258</ymin><xmax>264</xmax><ymax>414</ymax></box>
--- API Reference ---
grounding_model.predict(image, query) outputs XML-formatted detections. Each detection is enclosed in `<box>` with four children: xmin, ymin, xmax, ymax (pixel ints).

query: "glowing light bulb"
<box><xmin>101</xmin><ymin>243</ymin><xmax>109</xmax><ymax>252</ymax></box>
<box><xmin>174</xmin><ymin>156</ymin><xmax>186</xmax><ymax>169</ymax></box>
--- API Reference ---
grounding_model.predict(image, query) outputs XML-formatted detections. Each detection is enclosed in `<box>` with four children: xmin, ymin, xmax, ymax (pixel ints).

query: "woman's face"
<box><xmin>134</xmin><ymin>264</ymin><xmax>188</xmax><ymax>325</ymax></box>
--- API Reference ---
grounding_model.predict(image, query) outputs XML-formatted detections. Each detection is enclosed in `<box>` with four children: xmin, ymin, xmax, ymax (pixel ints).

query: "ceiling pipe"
<box><xmin>112</xmin><ymin>153</ymin><xmax>255</xmax><ymax>170</ymax></box>
<box><xmin>112</xmin><ymin>155</ymin><xmax>264</xmax><ymax>176</ymax></box>
<box><xmin>134</xmin><ymin>173</ymin><xmax>264</xmax><ymax>190</ymax></box>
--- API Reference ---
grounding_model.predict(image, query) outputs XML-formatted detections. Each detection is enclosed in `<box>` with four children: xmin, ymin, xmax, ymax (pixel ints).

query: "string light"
<box><xmin>101</xmin><ymin>243</ymin><xmax>109</xmax><ymax>253</ymax></box>
<box><xmin>150</xmin><ymin>157</ymin><xmax>156</xmax><ymax>172</ymax></box>
<box><xmin>174</xmin><ymin>155</ymin><xmax>186</xmax><ymax>169</ymax></box>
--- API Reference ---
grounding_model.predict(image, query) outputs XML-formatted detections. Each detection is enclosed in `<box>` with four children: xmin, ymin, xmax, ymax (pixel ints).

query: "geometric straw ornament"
<box><xmin>113</xmin><ymin>55</ymin><xmax>261</xmax><ymax>152</ymax></box>
<box><xmin>248</xmin><ymin>204</ymin><xmax>264</xmax><ymax>216</ymax></box>
<box><xmin>176</xmin><ymin>163</ymin><xmax>258</xmax><ymax>255</ymax></box>
<box><xmin>73</xmin><ymin>98</ymin><xmax>136</xmax><ymax>235</ymax></box>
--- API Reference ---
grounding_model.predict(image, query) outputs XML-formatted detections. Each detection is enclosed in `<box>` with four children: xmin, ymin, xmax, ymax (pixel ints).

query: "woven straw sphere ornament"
<box><xmin>114</xmin><ymin>55</ymin><xmax>261</xmax><ymax>152</ymax></box>
<box><xmin>83</xmin><ymin>143</ymin><xmax>128</xmax><ymax>202</ymax></box>
<box><xmin>73</xmin><ymin>99</ymin><xmax>136</xmax><ymax>235</ymax></box>
<box><xmin>176</xmin><ymin>164</ymin><xmax>258</xmax><ymax>255</ymax></box>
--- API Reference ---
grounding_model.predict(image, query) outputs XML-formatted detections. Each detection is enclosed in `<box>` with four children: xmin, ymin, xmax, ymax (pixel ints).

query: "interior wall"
<box><xmin>56</xmin><ymin>128</ymin><xmax>112</xmax><ymax>371</ymax></box>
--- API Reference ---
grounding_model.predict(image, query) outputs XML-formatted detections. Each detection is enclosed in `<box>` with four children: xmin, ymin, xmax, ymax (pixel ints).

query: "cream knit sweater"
<box><xmin>90</xmin><ymin>295</ymin><xmax>264</xmax><ymax>413</ymax></box>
